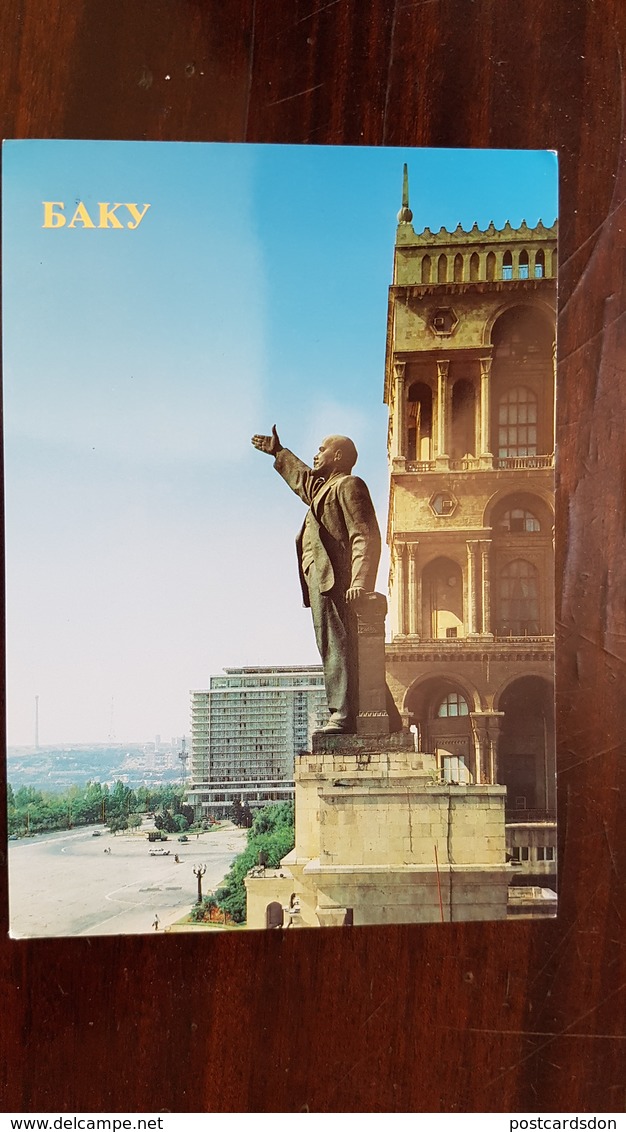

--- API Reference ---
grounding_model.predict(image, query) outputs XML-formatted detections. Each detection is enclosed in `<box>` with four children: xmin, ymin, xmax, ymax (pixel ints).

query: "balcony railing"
<box><xmin>506</xmin><ymin>809</ymin><xmax>556</xmax><ymax>824</ymax></box>
<box><xmin>394</xmin><ymin>635</ymin><xmax>553</xmax><ymax>646</ymax></box>
<box><xmin>403</xmin><ymin>454</ymin><xmax>553</xmax><ymax>472</ymax></box>
<box><xmin>496</xmin><ymin>455</ymin><xmax>553</xmax><ymax>470</ymax></box>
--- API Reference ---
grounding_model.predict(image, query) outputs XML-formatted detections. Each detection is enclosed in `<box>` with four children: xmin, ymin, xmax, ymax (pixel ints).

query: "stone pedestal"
<box><xmin>292</xmin><ymin>737</ymin><xmax>509</xmax><ymax>925</ymax></box>
<box><xmin>354</xmin><ymin>591</ymin><xmax>391</xmax><ymax>736</ymax></box>
<box><xmin>246</xmin><ymin>734</ymin><xmax>510</xmax><ymax>929</ymax></box>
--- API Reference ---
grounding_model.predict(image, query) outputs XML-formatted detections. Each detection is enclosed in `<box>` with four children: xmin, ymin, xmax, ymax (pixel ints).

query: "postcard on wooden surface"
<box><xmin>3</xmin><ymin>140</ymin><xmax>558</xmax><ymax>935</ymax></box>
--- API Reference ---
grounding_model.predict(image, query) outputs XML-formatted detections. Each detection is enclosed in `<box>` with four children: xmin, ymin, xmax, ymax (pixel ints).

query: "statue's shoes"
<box><xmin>317</xmin><ymin>721</ymin><xmax>350</xmax><ymax>734</ymax></box>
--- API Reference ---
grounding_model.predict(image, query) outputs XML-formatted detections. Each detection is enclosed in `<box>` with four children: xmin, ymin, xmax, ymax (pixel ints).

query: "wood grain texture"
<box><xmin>1</xmin><ymin>0</ymin><xmax>625</xmax><ymax>1113</ymax></box>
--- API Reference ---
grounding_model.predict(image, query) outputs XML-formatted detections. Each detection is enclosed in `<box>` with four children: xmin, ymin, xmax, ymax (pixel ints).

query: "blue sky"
<box><xmin>3</xmin><ymin>141</ymin><xmax>558</xmax><ymax>745</ymax></box>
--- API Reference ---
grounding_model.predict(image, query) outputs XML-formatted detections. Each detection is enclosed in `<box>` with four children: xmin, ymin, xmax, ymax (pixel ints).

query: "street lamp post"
<box><xmin>193</xmin><ymin>863</ymin><xmax>207</xmax><ymax>904</ymax></box>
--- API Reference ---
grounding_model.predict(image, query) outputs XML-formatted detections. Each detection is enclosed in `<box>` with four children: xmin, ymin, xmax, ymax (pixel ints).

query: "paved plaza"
<box><xmin>8</xmin><ymin>822</ymin><xmax>248</xmax><ymax>938</ymax></box>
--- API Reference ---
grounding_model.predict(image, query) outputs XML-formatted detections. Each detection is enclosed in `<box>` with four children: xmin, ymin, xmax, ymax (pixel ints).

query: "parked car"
<box><xmin>177</xmin><ymin>834</ymin><xmax>189</xmax><ymax>843</ymax></box>
<box><xmin>149</xmin><ymin>848</ymin><xmax>170</xmax><ymax>856</ymax></box>
<box><xmin>92</xmin><ymin>830</ymin><xmax>102</xmax><ymax>837</ymax></box>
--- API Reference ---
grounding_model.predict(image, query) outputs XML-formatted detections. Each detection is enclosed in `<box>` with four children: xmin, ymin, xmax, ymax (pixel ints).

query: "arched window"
<box><xmin>421</xmin><ymin>255</ymin><xmax>431</xmax><ymax>284</ymax></box>
<box><xmin>498</xmin><ymin>386</ymin><xmax>538</xmax><ymax>457</ymax></box>
<box><xmin>405</xmin><ymin>677</ymin><xmax>474</xmax><ymax>766</ymax></box>
<box><xmin>492</xmin><ymin>306</ymin><xmax>554</xmax><ymax>362</ymax></box>
<box><xmin>454</xmin><ymin>253</ymin><xmax>463</xmax><ymax>282</ymax></box>
<box><xmin>407</xmin><ymin>382</ymin><xmax>433</xmax><ymax>461</ymax></box>
<box><xmin>498</xmin><ymin>559</ymin><xmax>539</xmax><ymax>635</ymax></box>
<box><xmin>470</xmin><ymin>252</ymin><xmax>480</xmax><ymax>281</ymax></box>
<box><xmin>498</xmin><ymin>508</ymin><xmax>541</xmax><ymax>533</ymax></box>
<box><xmin>422</xmin><ymin>557</ymin><xmax>463</xmax><ymax>638</ymax></box>
<box><xmin>437</xmin><ymin>691</ymin><xmax>469</xmax><ymax>717</ymax></box>
<box><xmin>451</xmin><ymin>378</ymin><xmax>476</xmax><ymax>458</ymax></box>
<box><xmin>534</xmin><ymin>249</ymin><xmax>545</xmax><ymax>278</ymax></box>
<box><xmin>502</xmin><ymin>250</ymin><xmax>513</xmax><ymax>280</ymax></box>
<box><xmin>437</xmin><ymin>254</ymin><xmax>448</xmax><ymax>283</ymax></box>
<box><xmin>486</xmin><ymin>252</ymin><xmax>496</xmax><ymax>281</ymax></box>
<box><xmin>518</xmin><ymin>249</ymin><xmax>529</xmax><ymax>279</ymax></box>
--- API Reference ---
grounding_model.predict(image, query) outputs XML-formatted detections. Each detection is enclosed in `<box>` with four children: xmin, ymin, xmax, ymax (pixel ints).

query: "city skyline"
<box><xmin>3</xmin><ymin>141</ymin><xmax>558</xmax><ymax>745</ymax></box>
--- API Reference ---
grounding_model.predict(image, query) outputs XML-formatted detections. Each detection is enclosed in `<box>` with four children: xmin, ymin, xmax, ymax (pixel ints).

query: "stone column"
<box><xmin>355</xmin><ymin>592</ymin><xmax>390</xmax><ymax>737</ymax></box>
<box><xmin>479</xmin><ymin>356</ymin><xmax>493</xmax><ymax>466</ymax></box>
<box><xmin>436</xmin><ymin>359</ymin><xmax>450</xmax><ymax>467</ymax></box>
<box><xmin>466</xmin><ymin>540</ymin><xmax>479</xmax><ymax>636</ymax></box>
<box><xmin>395</xmin><ymin>541</ymin><xmax>407</xmax><ymax>636</ymax></box>
<box><xmin>480</xmin><ymin>540</ymin><xmax>493</xmax><ymax>636</ymax></box>
<box><xmin>408</xmin><ymin>541</ymin><xmax>419</xmax><ymax>637</ymax></box>
<box><xmin>487</xmin><ymin>714</ymin><xmax>504</xmax><ymax>784</ymax></box>
<box><xmin>391</xmin><ymin>359</ymin><xmax>406</xmax><ymax>467</ymax></box>
<box><xmin>469</xmin><ymin>714</ymin><xmax>485</xmax><ymax>783</ymax></box>
<box><xmin>470</xmin><ymin>712</ymin><xmax>504</xmax><ymax>784</ymax></box>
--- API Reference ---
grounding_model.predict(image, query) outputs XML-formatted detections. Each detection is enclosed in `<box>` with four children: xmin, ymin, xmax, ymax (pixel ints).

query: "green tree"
<box><xmin>83</xmin><ymin>781</ymin><xmax>104</xmax><ymax>824</ymax></box>
<box><xmin>107</xmin><ymin>814</ymin><xmax>129</xmax><ymax>835</ymax></box>
<box><xmin>180</xmin><ymin>803</ymin><xmax>195</xmax><ymax>826</ymax></box>
<box><xmin>213</xmin><ymin>803</ymin><xmax>295</xmax><ymax>925</ymax></box>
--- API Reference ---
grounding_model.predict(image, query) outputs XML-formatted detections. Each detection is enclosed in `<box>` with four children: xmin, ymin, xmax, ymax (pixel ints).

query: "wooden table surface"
<box><xmin>1</xmin><ymin>0</ymin><xmax>625</xmax><ymax>1114</ymax></box>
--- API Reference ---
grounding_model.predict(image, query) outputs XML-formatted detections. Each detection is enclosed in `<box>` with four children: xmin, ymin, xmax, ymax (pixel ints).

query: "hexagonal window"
<box><xmin>429</xmin><ymin>491</ymin><xmax>458</xmax><ymax>517</ymax></box>
<box><xmin>430</xmin><ymin>308</ymin><xmax>458</xmax><ymax>337</ymax></box>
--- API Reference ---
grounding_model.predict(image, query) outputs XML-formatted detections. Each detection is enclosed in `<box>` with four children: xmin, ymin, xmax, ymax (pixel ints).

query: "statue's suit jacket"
<box><xmin>274</xmin><ymin>448</ymin><xmax>381</xmax><ymax>607</ymax></box>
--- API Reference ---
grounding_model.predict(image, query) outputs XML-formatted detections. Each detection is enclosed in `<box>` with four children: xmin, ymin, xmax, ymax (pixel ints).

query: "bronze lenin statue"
<box><xmin>252</xmin><ymin>426</ymin><xmax>381</xmax><ymax>734</ymax></box>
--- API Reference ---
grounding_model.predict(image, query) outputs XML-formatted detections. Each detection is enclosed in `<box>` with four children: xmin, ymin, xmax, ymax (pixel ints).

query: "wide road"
<box><xmin>8</xmin><ymin>822</ymin><xmax>248</xmax><ymax>938</ymax></box>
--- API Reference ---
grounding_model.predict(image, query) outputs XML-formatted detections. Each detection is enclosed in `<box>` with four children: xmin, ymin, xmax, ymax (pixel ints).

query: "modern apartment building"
<box><xmin>186</xmin><ymin>666</ymin><xmax>327</xmax><ymax>819</ymax></box>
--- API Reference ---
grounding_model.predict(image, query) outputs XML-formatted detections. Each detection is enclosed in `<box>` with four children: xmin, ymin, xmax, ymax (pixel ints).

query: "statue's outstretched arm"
<box><xmin>251</xmin><ymin>424</ymin><xmax>282</xmax><ymax>456</ymax></box>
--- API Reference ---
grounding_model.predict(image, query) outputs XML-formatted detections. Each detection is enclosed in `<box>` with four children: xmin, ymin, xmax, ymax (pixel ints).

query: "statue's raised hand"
<box><xmin>252</xmin><ymin>424</ymin><xmax>282</xmax><ymax>457</ymax></box>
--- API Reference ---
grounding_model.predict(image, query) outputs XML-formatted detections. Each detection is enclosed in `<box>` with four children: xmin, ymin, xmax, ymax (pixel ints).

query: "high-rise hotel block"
<box><xmin>187</xmin><ymin>666</ymin><xmax>327</xmax><ymax>819</ymax></box>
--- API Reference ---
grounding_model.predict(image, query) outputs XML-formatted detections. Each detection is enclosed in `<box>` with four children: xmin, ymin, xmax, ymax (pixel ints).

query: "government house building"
<box><xmin>384</xmin><ymin>170</ymin><xmax>557</xmax><ymax>884</ymax></box>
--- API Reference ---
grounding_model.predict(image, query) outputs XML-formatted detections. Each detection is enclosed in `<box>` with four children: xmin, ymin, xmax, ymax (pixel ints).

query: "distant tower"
<box><xmin>108</xmin><ymin>696</ymin><xmax>116</xmax><ymax>743</ymax></box>
<box><xmin>34</xmin><ymin>695</ymin><xmax>39</xmax><ymax>750</ymax></box>
<box><xmin>178</xmin><ymin>736</ymin><xmax>189</xmax><ymax>785</ymax></box>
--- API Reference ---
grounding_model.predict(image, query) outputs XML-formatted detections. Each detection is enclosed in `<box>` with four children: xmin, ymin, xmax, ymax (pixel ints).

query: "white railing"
<box><xmin>496</xmin><ymin>455</ymin><xmax>553</xmax><ymax>470</ymax></box>
<box><xmin>392</xmin><ymin>635</ymin><xmax>553</xmax><ymax>646</ymax></box>
<box><xmin>403</xmin><ymin>454</ymin><xmax>553</xmax><ymax>472</ymax></box>
<box><xmin>405</xmin><ymin>460</ymin><xmax>435</xmax><ymax>472</ymax></box>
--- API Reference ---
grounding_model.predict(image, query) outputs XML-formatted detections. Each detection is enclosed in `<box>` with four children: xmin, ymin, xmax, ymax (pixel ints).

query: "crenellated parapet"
<box><xmin>397</xmin><ymin>216</ymin><xmax>558</xmax><ymax>246</ymax></box>
<box><xmin>393</xmin><ymin>164</ymin><xmax>557</xmax><ymax>289</ymax></box>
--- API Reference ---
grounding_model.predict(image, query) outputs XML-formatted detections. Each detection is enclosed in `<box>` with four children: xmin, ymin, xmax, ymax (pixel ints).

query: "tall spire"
<box><xmin>397</xmin><ymin>163</ymin><xmax>413</xmax><ymax>224</ymax></box>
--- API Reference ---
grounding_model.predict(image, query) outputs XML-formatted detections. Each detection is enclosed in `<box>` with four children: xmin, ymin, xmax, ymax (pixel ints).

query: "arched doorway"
<box><xmin>421</xmin><ymin>556</ymin><xmax>464</xmax><ymax>639</ymax></box>
<box><xmin>405</xmin><ymin>677</ymin><xmax>476</xmax><ymax>777</ymax></box>
<box><xmin>497</xmin><ymin>676</ymin><xmax>555</xmax><ymax>813</ymax></box>
<box><xmin>451</xmin><ymin>378</ymin><xmax>476</xmax><ymax>459</ymax></box>
<box><xmin>266</xmin><ymin>901</ymin><xmax>284</xmax><ymax>929</ymax></box>
<box><xmin>406</xmin><ymin>381</ymin><xmax>433</xmax><ymax>461</ymax></box>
